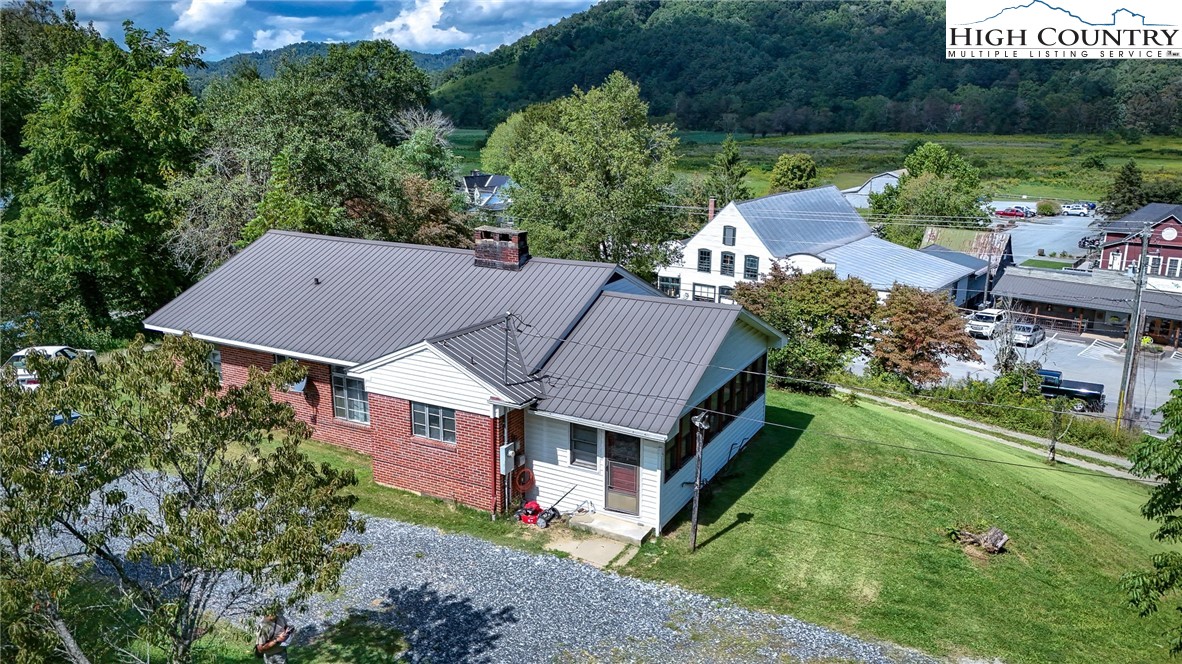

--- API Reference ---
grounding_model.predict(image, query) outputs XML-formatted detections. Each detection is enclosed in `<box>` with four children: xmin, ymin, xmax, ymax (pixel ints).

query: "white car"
<box><xmin>966</xmin><ymin>309</ymin><xmax>1009</xmax><ymax>339</ymax></box>
<box><xmin>1062</xmin><ymin>203</ymin><xmax>1090</xmax><ymax>216</ymax></box>
<box><xmin>1013</xmin><ymin>323</ymin><xmax>1046</xmax><ymax>347</ymax></box>
<box><xmin>4</xmin><ymin>346</ymin><xmax>97</xmax><ymax>390</ymax></box>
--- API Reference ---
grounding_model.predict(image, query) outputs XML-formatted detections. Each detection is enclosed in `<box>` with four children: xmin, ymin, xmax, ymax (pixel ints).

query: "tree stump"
<box><xmin>952</xmin><ymin>526</ymin><xmax>1009</xmax><ymax>554</ymax></box>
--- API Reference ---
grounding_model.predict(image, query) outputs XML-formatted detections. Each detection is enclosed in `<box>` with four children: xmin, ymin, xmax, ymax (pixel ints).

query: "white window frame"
<box><xmin>1147</xmin><ymin>254</ymin><xmax>1163</xmax><ymax>275</ymax></box>
<box><xmin>1167</xmin><ymin>257</ymin><xmax>1182</xmax><ymax>278</ymax></box>
<box><xmin>569</xmin><ymin>423</ymin><xmax>597</xmax><ymax>468</ymax></box>
<box><xmin>411</xmin><ymin>402</ymin><xmax>455</xmax><ymax>442</ymax></box>
<box><xmin>331</xmin><ymin>365</ymin><xmax>369</xmax><ymax>424</ymax></box>
<box><xmin>693</xmin><ymin>283</ymin><xmax>716</xmax><ymax>302</ymax></box>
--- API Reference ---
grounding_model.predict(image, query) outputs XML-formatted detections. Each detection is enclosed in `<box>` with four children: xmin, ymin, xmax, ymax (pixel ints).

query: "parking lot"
<box><xmin>989</xmin><ymin>201</ymin><xmax>1099</xmax><ymax>262</ymax></box>
<box><xmin>853</xmin><ymin>331</ymin><xmax>1181</xmax><ymax>431</ymax></box>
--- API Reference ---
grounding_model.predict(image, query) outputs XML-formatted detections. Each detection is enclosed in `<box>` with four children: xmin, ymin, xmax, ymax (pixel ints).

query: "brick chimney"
<box><xmin>474</xmin><ymin>226</ymin><xmax>530</xmax><ymax>271</ymax></box>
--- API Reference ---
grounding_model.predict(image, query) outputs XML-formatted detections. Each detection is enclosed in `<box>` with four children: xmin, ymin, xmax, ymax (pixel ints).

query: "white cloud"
<box><xmin>173</xmin><ymin>0</ymin><xmax>247</xmax><ymax>32</ymax></box>
<box><xmin>371</xmin><ymin>0</ymin><xmax>471</xmax><ymax>51</ymax></box>
<box><xmin>252</xmin><ymin>28</ymin><xmax>306</xmax><ymax>51</ymax></box>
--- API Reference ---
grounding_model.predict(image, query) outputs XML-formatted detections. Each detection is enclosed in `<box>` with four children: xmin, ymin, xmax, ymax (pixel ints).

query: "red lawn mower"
<box><xmin>515</xmin><ymin>485</ymin><xmax>576</xmax><ymax>529</ymax></box>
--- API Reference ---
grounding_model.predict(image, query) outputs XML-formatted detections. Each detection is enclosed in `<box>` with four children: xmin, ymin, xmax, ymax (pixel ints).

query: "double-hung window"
<box><xmin>658</xmin><ymin>276</ymin><xmax>681</xmax><ymax>298</ymax></box>
<box><xmin>209</xmin><ymin>350</ymin><xmax>222</xmax><ymax>383</ymax></box>
<box><xmin>1148</xmin><ymin>255</ymin><xmax>1163</xmax><ymax>275</ymax></box>
<box><xmin>412</xmin><ymin>403</ymin><xmax>455</xmax><ymax>442</ymax></box>
<box><xmin>697</xmin><ymin>248</ymin><xmax>712</xmax><ymax>273</ymax></box>
<box><xmin>331</xmin><ymin>365</ymin><xmax>369</xmax><ymax>423</ymax></box>
<box><xmin>722</xmin><ymin>225</ymin><xmax>736</xmax><ymax>246</ymax></box>
<box><xmin>569</xmin><ymin>423</ymin><xmax>597</xmax><ymax>468</ymax></box>
<box><xmin>1168</xmin><ymin>257</ymin><xmax>1182</xmax><ymax>278</ymax></box>
<box><xmin>743</xmin><ymin>255</ymin><xmax>760</xmax><ymax>280</ymax></box>
<box><xmin>720</xmin><ymin>252</ymin><xmax>735</xmax><ymax>277</ymax></box>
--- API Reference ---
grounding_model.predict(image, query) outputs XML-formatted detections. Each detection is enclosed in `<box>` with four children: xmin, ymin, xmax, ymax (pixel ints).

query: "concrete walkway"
<box><xmin>844</xmin><ymin>390</ymin><xmax>1155</xmax><ymax>484</ymax></box>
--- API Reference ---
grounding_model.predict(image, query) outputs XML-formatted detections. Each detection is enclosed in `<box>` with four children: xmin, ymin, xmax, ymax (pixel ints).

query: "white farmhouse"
<box><xmin>841</xmin><ymin>169</ymin><xmax>907</xmax><ymax>209</ymax></box>
<box><xmin>658</xmin><ymin>186</ymin><xmax>978</xmax><ymax>305</ymax></box>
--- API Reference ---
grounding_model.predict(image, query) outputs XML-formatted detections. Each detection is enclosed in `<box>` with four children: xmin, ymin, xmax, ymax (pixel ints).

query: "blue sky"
<box><xmin>63</xmin><ymin>0</ymin><xmax>598</xmax><ymax>60</ymax></box>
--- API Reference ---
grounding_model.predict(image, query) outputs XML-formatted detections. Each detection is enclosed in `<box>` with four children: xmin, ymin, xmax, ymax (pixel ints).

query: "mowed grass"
<box><xmin>624</xmin><ymin>390</ymin><xmax>1176</xmax><ymax>663</ymax></box>
<box><xmin>1022</xmin><ymin>258</ymin><xmax>1076</xmax><ymax>269</ymax></box>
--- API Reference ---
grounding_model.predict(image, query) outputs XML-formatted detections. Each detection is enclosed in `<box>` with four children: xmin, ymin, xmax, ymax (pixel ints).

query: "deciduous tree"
<box><xmin>733</xmin><ymin>265</ymin><xmax>878</xmax><ymax>393</ymax></box>
<box><xmin>0</xmin><ymin>335</ymin><xmax>364</xmax><ymax>663</ymax></box>
<box><xmin>1122</xmin><ymin>380</ymin><xmax>1182</xmax><ymax>654</ymax></box>
<box><xmin>870</xmin><ymin>142</ymin><xmax>988</xmax><ymax>248</ymax></box>
<box><xmin>506</xmin><ymin>72</ymin><xmax>681</xmax><ymax>277</ymax></box>
<box><xmin>768</xmin><ymin>153</ymin><xmax>818</xmax><ymax>193</ymax></box>
<box><xmin>870</xmin><ymin>284</ymin><xmax>981</xmax><ymax>387</ymax></box>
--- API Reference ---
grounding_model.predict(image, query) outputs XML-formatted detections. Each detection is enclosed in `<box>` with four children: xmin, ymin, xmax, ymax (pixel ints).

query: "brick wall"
<box><xmin>370</xmin><ymin>393</ymin><xmax>501</xmax><ymax>511</ymax></box>
<box><xmin>217</xmin><ymin>346</ymin><xmax>373</xmax><ymax>455</ymax></box>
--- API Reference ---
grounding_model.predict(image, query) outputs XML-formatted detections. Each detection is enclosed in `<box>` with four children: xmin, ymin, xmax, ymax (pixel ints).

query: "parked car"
<box><xmin>966</xmin><ymin>309</ymin><xmax>1009</xmax><ymax>338</ymax></box>
<box><xmin>3</xmin><ymin>346</ymin><xmax>96</xmax><ymax>390</ymax></box>
<box><xmin>995</xmin><ymin>207</ymin><xmax>1027</xmax><ymax>218</ymax></box>
<box><xmin>1014</xmin><ymin>204</ymin><xmax>1036</xmax><ymax>217</ymax></box>
<box><xmin>1038</xmin><ymin>369</ymin><xmax>1105</xmax><ymax>412</ymax></box>
<box><xmin>1012</xmin><ymin>323</ymin><xmax>1046</xmax><ymax>346</ymax></box>
<box><xmin>1062</xmin><ymin>203</ymin><xmax>1090</xmax><ymax>216</ymax></box>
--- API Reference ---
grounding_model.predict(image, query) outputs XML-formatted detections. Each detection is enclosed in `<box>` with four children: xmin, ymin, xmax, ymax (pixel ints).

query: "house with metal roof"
<box><xmin>145</xmin><ymin>228</ymin><xmax>785</xmax><ymax>536</ymax></box>
<box><xmin>918</xmin><ymin>244</ymin><xmax>990</xmax><ymax>306</ymax></box>
<box><xmin>919</xmin><ymin>227</ymin><xmax>1013</xmax><ymax>277</ymax></box>
<box><xmin>1095</xmin><ymin>203</ymin><xmax>1182</xmax><ymax>279</ymax></box>
<box><xmin>656</xmin><ymin>185</ymin><xmax>977</xmax><ymax>305</ymax></box>
<box><xmin>840</xmin><ymin>169</ymin><xmax>907</xmax><ymax>209</ymax></box>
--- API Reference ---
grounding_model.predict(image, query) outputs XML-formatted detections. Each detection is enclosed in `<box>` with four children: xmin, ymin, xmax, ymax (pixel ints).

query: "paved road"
<box><xmin>851</xmin><ymin>334</ymin><xmax>1182</xmax><ymax>430</ymax></box>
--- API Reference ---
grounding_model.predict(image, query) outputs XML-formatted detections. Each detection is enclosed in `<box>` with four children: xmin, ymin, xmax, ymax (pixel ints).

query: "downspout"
<box><xmin>490</xmin><ymin>405</ymin><xmax>500</xmax><ymax>519</ymax></box>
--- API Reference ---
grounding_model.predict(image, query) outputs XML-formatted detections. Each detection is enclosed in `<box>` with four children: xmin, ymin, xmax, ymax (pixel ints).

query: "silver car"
<box><xmin>1013</xmin><ymin>323</ymin><xmax>1046</xmax><ymax>347</ymax></box>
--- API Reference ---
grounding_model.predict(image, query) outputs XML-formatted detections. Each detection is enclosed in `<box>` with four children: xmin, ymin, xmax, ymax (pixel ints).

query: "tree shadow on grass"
<box><xmin>313</xmin><ymin>583</ymin><xmax>517</xmax><ymax>664</ymax></box>
<box><xmin>663</xmin><ymin>405</ymin><xmax>813</xmax><ymax>541</ymax></box>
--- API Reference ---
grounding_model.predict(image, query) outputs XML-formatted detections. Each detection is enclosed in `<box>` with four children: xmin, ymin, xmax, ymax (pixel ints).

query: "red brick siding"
<box><xmin>217</xmin><ymin>346</ymin><xmax>373</xmax><ymax>455</ymax></box>
<box><xmin>370</xmin><ymin>394</ymin><xmax>501</xmax><ymax>511</ymax></box>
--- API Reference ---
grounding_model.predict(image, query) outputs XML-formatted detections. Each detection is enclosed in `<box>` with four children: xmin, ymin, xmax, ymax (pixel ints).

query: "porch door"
<box><xmin>605</xmin><ymin>432</ymin><xmax>641</xmax><ymax>515</ymax></box>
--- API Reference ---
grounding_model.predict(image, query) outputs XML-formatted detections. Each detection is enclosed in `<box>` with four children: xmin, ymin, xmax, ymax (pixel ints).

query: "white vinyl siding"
<box><xmin>354</xmin><ymin>344</ymin><xmax>498</xmax><ymax>417</ymax></box>
<box><xmin>331</xmin><ymin>365</ymin><xmax>369</xmax><ymax>423</ymax></box>
<box><xmin>655</xmin><ymin>204</ymin><xmax>777</xmax><ymax>301</ymax></box>
<box><xmin>525</xmin><ymin>412</ymin><xmax>662</xmax><ymax>529</ymax></box>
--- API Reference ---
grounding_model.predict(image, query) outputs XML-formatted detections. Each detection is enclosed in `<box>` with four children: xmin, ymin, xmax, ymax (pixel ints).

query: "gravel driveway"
<box><xmin>273</xmin><ymin>517</ymin><xmax>933</xmax><ymax>663</ymax></box>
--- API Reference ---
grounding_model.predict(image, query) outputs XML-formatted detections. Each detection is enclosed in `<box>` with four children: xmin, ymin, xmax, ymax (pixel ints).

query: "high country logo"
<box><xmin>946</xmin><ymin>0</ymin><xmax>1182</xmax><ymax>59</ymax></box>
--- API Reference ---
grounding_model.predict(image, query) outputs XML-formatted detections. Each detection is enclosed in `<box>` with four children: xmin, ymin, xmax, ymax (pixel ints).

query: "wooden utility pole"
<box><xmin>1116</xmin><ymin>229</ymin><xmax>1150</xmax><ymax>431</ymax></box>
<box><xmin>689</xmin><ymin>412</ymin><xmax>710</xmax><ymax>553</ymax></box>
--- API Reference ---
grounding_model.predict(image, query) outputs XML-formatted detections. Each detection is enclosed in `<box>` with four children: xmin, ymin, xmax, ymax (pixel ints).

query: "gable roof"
<box><xmin>461</xmin><ymin>171</ymin><xmax>512</xmax><ymax>191</ymax></box>
<box><xmin>841</xmin><ymin>169</ymin><xmax>907</xmax><ymax>195</ymax></box>
<box><xmin>1102</xmin><ymin>203</ymin><xmax>1182</xmax><ymax>234</ymax></box>
<box><xmin>818</xmin><ymin>236</ymin><xmax>975</xmax><ymax>291</ymax></box>
<box><xmin>144</xmin><ymin>231</ymin><xmax>627</xmax><ymax>369</ymax></box>
<box><xmin>426</xmin><ymin>318</ymin><xmax>542</xmax><ymax>405</ymax></box>
<box><xmin>919</xmin><ymin>244</ymin><xmax>990</xmax><ymax>276</ymax></box>
<box><xmin>537</xmin><ymin>293</ymin><xmax>744</xmax><ymax>436</ymax></box>
<box><xmin>919</xmin><ymin>227</ymin><xmax>1011</xmax><ymax>273</ymax></box>
<box><xmin>733</xmin><ymin>186</ymin><xmax>872</xmax><ymax>257</ymax></box>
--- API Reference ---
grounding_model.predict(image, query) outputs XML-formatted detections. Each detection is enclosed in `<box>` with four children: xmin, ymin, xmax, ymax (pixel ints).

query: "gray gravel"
<box><xmin>267</xmin><ymin>517</ymin><xmax>934</xmax><ymax>664</ymax></box>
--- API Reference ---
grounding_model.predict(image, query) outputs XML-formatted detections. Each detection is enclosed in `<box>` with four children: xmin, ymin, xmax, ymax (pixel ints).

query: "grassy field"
<box><xmin>452</xmin><ymin>128</ymin><xmax>1182</xmax><ymax>201</ymax></box>
<box><xmin>1021</xmin><ymin>258</ymin><xmax>1076</xmax><ymax>269</ymax></box>
<box><xmin>624</xmin><ymin>390</ymin><xmax>1175</xmax><ymax>664</ymax></box>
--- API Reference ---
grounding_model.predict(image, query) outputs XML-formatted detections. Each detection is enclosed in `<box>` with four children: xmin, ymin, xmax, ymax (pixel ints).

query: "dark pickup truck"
<box><xmin>1038</xmin><ymin>369</ymin><xmax>1106</xmax><ymax>412</ymax></box>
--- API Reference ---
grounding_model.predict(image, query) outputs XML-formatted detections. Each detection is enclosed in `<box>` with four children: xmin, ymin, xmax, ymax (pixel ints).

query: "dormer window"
<box><xmin>722</xmin><ymin>225</ymin><xmax>736</xmax><ymax>246</ymax></box>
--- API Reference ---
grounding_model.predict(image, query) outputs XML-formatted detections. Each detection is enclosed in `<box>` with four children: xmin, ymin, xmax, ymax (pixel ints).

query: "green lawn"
<box><xmin>624</xmin><ymin>390</ymin><xmax>1175</xmax><ymax>663</ymax></box>
<box><xmin>1021</xmin><ymin>258</ymin><xmax>1076</xmax><ymax>269</ymax></box>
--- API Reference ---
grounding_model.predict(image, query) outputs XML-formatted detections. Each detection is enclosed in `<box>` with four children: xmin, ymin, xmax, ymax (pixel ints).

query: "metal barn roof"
<box><xmin>734</xmin><ymin>186</ymin><xmax>872</xmax><ymax>257</ymax></box>
<box><xmin>992</xmin><ymin>267</ymin><xmax>1182</xmax><ymax>320</ymax></box>
<box><xmin>1102</xmin><ymin>203</ymin><xmax>1182</xmax><ymax>234</ymax></box>
<box><xmin>819</xmin><ymin>236</ymin><xmax>975</xmax><ymax>291</ymax></box>
<box><xmin>919</xmin><ymin>244</ymin><xmax>990</xmax><ymax>276</ymax></box>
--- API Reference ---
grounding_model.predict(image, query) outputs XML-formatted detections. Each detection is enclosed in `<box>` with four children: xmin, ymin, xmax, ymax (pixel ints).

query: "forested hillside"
<box><xmin>434</xmin><ymin>0</ymin><xmax>1182</xmax><ymax>134</ymax></box>
<box><xmin>189</xmin><ymin>42</ymin><xmax>477</xmax><ymax>92</ymax></box>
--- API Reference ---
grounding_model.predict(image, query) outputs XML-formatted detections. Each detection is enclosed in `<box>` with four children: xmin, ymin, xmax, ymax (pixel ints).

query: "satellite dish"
<box><xmin>287</xmin><ymin>377</ymin><xmax>307</xmax><ymax>394</ymax></box>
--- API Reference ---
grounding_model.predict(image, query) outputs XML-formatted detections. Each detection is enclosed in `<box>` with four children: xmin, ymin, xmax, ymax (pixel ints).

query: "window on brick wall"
<box><xmin>331</xmin><ymin>365</ymin><xmax>369</xmax><ymax>424</ymax></box>
<box><xmin>412</xmin><ymin>402</ymin><xmax>455</xmax><ymax>442</ymax></box>
<box><xmin>209</xmin><ymin>350</ymin><xmax>222</xmax><ymax>384</ymax></box>
<box><xmin>569</xmin><ymin>423</ymin><xmax>597</xmax><ymax>468</ymax></box>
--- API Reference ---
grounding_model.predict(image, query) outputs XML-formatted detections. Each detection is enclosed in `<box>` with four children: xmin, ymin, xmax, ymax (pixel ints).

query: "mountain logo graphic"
<box><xmin>961</xmin><ymin>0</ymin><xmax>1169</xmax><ymax>27</ymax></box>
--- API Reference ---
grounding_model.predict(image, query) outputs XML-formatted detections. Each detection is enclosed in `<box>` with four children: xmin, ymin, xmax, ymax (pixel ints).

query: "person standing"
<box><xmin>255</xmin><ymin>611</ymin><xmax>295</xmax><ymax>663</ymax></box>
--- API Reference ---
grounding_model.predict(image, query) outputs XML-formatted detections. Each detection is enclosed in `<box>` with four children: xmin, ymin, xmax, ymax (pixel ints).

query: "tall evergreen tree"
<box><xmin>706</xmin><ymin>135</ymin><xmax>751</xmax><ymax>207</ymax></box>
<box><xmin>1101</xmin><ymin>159</ymin><xmax>1147</xmax><ymax>218</ymax></box>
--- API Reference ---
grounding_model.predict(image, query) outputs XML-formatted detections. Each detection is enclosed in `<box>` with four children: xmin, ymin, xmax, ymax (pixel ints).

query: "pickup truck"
<box><xmin>3</xmin><ymin>345</ymin><xmax>97</xmax><ymax>390</ymax></box>
<box><xmin>1037</xmin><ymin>369</ymin><xmax>1106</xmax><ymax>412</ymax></box>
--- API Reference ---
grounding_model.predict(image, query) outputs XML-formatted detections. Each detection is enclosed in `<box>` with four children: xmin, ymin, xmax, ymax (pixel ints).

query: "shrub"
<box><xmin>1037</xmin><ymin>200</ymin><xmax>1060</xmax><ymax>216</ymax></box>
<box><xmin>1081</xmin><ymin>154</ymin><xmax>1106</xmax><ymax>170</ymax></box>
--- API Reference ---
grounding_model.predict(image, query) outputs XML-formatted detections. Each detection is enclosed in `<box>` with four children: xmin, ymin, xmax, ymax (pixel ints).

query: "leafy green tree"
<box><xmin>506</xmin><ymin>72</ymin><xmax>681</xmax><ymax>277</ymax></box>
<box><xmin>1100</xmin><ymin>159</ymin><xmax>1147</xmax><ymax>218</ymax></box>
<box><xmin>768</xmin><ymin>153</ymin><xmax>819</xmax><ymax>193</ymax></box>
<box><xmin>871</xmin><ymin>142</ymin><xmax>988</xmax><ymax>248</ymax></box>
<box><xmin>732</xmin><ymin>265</ymin><xmax>878</xmax><ymax>394</ymax></box>
<box><xmin>4</xmin><ymin>21</ymin><xmax>202</xmax><ymax>340</ymax></box>
<box><xmin>480</xmin><ymin>111</ymin><xmax>524</xmax><ymax>174</ymax></box>
<box><xmin>239</xmin><ymin>151</ymin><xmax>349</xmax><ymax>245</ymax></box>
<box><xmin>706</xmin><ymin>135</ymin><xmax>751</xmax><ymax>206</ymax></box>
<box><xmin>0</xmin><ymin>335</ymin><xmax>364</xmax><ymax>663</ymax></box>
<box><xmin>870</xmin><ymin>284</ymin><xmax>981</xmax><ymax>387</ymax></box>
<box><xmin>1123</xmin><ymin>380</ymin><xmax>1182</xmax><ymax>653</ymax></box>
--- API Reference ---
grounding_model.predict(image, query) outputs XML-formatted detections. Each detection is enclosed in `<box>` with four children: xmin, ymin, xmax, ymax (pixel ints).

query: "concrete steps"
<box><xmin>569</xmin><ymin>512</ymin><xmax>653</xmax><ymax>545</ymax></box>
